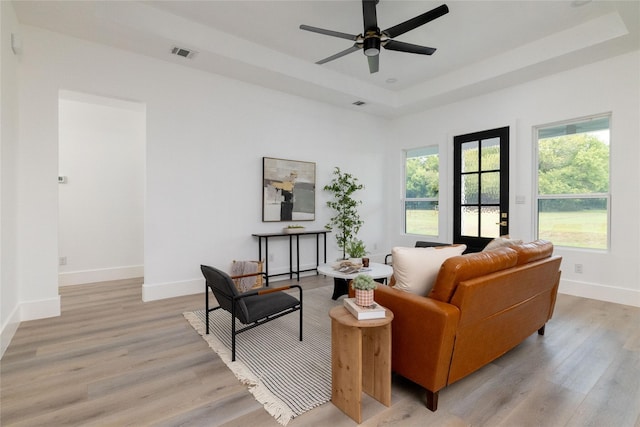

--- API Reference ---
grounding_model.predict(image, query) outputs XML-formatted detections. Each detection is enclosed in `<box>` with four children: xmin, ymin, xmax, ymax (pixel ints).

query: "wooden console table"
<box><xmin>329</xmin><ymin>305</ymin><xmax>393</xmax><ymax>423</ymax></box>
<box><xmin>251</xmin><ymin>230</ymin><xmax>330</xmax><ymax>281</ymax></box>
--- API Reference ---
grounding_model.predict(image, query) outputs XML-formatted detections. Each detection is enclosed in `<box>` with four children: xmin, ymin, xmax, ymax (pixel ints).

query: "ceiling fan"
<box><xmin>300</xmin><ymin>1</ymin><xmax>449</xmax><ymax>74</ymax></box>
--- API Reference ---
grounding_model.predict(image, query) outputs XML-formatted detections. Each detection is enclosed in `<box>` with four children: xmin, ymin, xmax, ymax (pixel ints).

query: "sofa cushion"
<box><xmin>428</xmin><ymin>247</ymin><xmax>518</xmax><ymax>302</ymax></box>
<box><xmin>514</xmin><ymin>239</ymin><xmax>553</xmax><ymax>265</ymax></box>
<box><xmin>483</xmin><ymin>236</ymin><xmax>523</xmax><ymax>252</ymax></box>
<box><xmin>392</xmin><ymin>245</ymin><xmax>467</xmax><ymax>296</ymax></box>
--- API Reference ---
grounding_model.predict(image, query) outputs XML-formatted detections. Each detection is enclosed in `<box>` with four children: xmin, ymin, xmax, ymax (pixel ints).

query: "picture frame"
<box><xmin>263</xmin><ymin>157</ymin><xmax>316</xmax><ymax>222</ymax></box>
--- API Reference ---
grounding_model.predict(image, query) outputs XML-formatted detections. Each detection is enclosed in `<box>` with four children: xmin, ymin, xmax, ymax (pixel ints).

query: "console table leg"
<box><xmin>296</xmin><ymin>234</ymin><xmax>300</xmax><ymax>281</ymax></box>
<box><xmin>264</xmin><ymin>238</ymin><xmax>269</xmax><ymax>280</ymax></box>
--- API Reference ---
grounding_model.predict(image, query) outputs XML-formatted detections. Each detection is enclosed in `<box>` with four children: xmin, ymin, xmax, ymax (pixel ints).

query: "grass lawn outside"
<box><xmin>538</xmin><ymin>209</ymin><xmax>607</xmax><ymax>249</ymax></box>
<box><xmin>405</xmin><ymin>209</ymin><xmax>607</xmax><ymax>249</ymax></box>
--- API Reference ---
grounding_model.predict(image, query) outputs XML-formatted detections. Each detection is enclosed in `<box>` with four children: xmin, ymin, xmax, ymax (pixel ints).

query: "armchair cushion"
<box><xmin>392</xmin><ymin>245</ymin><xmax>467</xmax><ymax>296</ymax></box>
<box><xmin>241</xmin><ymin>291</ymin><xmax>300</xmax><ymax>323</ymax></box>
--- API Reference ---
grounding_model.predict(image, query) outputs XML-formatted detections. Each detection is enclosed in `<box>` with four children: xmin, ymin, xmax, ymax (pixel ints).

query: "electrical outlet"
<box><xmin>574</xmin><ymin>263</ymin><xmax>583</xmax><ymax>274</ymax></box>
<box><xmin>59</xmin><ymin>256</ymin><xmax>67</xmax><ymax>266</ymax></box>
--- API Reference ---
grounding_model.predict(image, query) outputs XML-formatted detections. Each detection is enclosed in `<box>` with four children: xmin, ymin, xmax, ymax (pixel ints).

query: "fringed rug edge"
<box><xmin>183</xmin><ymin>312</ymin><xmax>295</xmax><ymax>426</ymax></box>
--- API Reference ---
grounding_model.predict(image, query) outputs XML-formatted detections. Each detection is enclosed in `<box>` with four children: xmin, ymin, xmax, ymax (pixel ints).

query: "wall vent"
<box><xmin>352</xmin><ymin>101</ymin><xmax>366</xmax><ymax>106</ymax></box>
<box><xmin>171</xmin><ymin>46</ymin><xmax>196</xmax><ymax>59</ymax></box>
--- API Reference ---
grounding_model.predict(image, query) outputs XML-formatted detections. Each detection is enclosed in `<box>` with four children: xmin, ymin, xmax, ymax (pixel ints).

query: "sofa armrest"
<box><xmin>374</xmin><ymin>285</ymin><xmax>460</xmax><ymax>393</ymax></box>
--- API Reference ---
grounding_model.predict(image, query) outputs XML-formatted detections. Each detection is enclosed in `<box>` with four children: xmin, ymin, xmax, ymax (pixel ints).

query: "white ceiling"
<box><xmin>12</xmin><ymin>0</ymin><xmax>640</xmax><ymax>117</ymax></box>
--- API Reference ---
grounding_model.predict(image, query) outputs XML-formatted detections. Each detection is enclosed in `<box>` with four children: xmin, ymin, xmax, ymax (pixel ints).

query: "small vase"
<box><xmin>355</xmin><ymin>289</ymin><xmax>374</xmax><ymax>307</ymax></box>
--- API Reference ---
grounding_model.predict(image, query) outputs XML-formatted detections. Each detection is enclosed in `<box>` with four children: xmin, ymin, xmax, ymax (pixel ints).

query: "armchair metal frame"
<box><xmin>201</xmin><ymin>265</ymin><xmax>303</xmax><ymax>362</ymax></box>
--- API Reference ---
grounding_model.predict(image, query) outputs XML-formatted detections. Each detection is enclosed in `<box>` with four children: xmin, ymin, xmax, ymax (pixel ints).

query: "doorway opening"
<box><xmin>58</xmin><ymin>90</ymin><xmax>146</xmax><ymax>286</ymax></box>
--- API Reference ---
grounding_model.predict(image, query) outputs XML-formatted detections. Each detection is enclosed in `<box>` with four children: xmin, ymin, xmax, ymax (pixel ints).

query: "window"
<box><xmin>404</xmin><ymin>146</ymin><xmax>439</xmax><ymax>235</ymax></box>
<box><xmin>535</xmin><ymin>114</ymin><xmax>610</xmax><ymax>249</ymax></box>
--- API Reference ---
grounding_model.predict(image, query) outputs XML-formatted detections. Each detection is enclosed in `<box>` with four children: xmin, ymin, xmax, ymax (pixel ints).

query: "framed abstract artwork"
<box><xmin>263</xmin><ymin>157</ymin><xmax>316</xmax><ymax>222</ymax></box>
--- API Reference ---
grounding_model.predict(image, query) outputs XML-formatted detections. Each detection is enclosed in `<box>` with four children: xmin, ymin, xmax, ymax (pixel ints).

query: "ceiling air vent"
<box><xmin>352</xmin><ymin>101</ymin><xmax>366</xmax><ymax>106</ymax></box>
<box><xmin>171</xmin><ymin>46</ymin><xmax>196</xmax><ymax>59</ymax></box>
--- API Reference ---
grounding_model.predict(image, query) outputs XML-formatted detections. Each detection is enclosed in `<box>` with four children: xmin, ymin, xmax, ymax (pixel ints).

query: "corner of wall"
<box><xmin>0</xmin><ymin>306</ymin><xmax>21</xmax><ymax>358</ymax></box>
<box><xmin>1</xmin><ymin>296</ymin><xmax>61</xmax><ymax>358</ymax></box>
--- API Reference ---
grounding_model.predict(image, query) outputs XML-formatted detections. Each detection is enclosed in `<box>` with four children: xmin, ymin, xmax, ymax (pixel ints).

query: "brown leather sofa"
<box><xmin>372</xmin><ymin>240</ymin><xmax>562</xmax><ymax>411</ymax></box>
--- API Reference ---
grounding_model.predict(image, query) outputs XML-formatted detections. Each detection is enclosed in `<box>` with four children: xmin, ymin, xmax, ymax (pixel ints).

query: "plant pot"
<box><xmin>283</xmin><ymin>227</ymin><xmax>305</xmax><ymax>234</ymax></box>
<box><xmin>355</xmin><ymin>289</ymin><xmax>374</xmax><ymax>307</ymax></box>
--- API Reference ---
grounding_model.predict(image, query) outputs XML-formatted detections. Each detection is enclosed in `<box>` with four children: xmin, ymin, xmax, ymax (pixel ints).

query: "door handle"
<box><xmin>496</xmin><ymin>221</ymin><xmax>507</xmax><ymax>226</ymax></box>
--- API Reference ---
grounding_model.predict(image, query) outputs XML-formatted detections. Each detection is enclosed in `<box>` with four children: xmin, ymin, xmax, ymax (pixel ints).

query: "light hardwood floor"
<box><xmin>1</xmin><ymin>276</ymin><xmax>639</xmax><ymax>426</ymax></box>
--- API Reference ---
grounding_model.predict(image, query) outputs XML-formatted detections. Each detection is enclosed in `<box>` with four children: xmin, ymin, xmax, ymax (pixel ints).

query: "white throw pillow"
<box><xmin>392</xmin><ymin>245</ymin><xmax>467</xmax><ymax>296</ymax></box>
<box><xmin>483</xmin><ymin>236</ymin><xmax>523</xmax><ymax>252</ymax></box>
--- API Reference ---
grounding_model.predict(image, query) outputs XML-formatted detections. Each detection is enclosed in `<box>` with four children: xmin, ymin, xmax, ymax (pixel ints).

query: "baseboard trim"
<box><xmin>2</xmin><ymin>295</ymin><xmax>62</xmax><ymax>358</ymax></box>
<box><xmin>559</xmin><ymin>279</ymin><xmax>640</xmax><ymax>307</ymax></box>
<box><xmin>142</xmin><ymin>278</ymin><xmax>202</xmax><ymax>302</ymax></box>
<box><xmin>59</xmin><ymin>265</ymin><xmax>144</xmax><ymax>286</ymax></box>
<box><xmin>20</xmin><ymin>296</ymin><xmax>62</xmax><ymax>320</ymax></box>
<box><xmin>141</xmin><ymin>265</ymin><xmax>323</xmax><ymax>302</ymax></box>
<box><xmin>1</xmin><ymin>305</ymin><xmax>21</xmax><ymax>359</ymax></box>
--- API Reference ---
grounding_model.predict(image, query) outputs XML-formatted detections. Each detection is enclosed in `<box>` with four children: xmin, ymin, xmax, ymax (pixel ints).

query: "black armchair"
<box><xmin>200</xmin><ymin>265</ymin><xmax>303</xmax><ymax>361</ymax></box>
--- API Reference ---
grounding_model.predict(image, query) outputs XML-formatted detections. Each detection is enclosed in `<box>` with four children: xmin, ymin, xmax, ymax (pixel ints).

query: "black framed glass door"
<box><xmin>453</xmin><ymin>127</ymin><xmax>509</xmax><ymax>252</ymax></box>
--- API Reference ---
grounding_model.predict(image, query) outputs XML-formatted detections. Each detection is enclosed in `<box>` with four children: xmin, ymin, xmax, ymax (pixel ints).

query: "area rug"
<box><xmin>183</xmin><ymin>285</ymin><xmax>340</xmax><ymax>425</ymax></box>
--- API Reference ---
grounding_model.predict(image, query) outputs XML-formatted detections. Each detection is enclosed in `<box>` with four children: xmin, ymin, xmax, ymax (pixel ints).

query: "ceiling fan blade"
<box><xmin>362</xmin><ymin>0</ymin><xmax>379</xmax><ymax>32</ymax></box>
<box><xmin>384</xmin><ymin>40</ymin><xmax>436</xmax><ymax>55</ymax></box>
<box><xmin>316</xmin><ymin>44</ymin><xmax>361</xmax><ymax>65</ymax></box>
<box><xmin>367</xmin><ymin>55</ymin><xmax>379</xmax><ymax>74</ymax></box>
<box><xmin>383</xmin><ymin>4</ymin><xmax>449</xmax><ymax>39</ymax></box>
<box><xmin>299</xmin><ymin>24</ymin><xmax>358</xmax><ymax>41</ymax></box>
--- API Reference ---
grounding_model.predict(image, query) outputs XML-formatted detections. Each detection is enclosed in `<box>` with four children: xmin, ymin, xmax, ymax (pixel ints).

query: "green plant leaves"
<box><xmin>323</xmin><ymin>167</ymin><xmax>364</xmax><ymax>259</ymax></box>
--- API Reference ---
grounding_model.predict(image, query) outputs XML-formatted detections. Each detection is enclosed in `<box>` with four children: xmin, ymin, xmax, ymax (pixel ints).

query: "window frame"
<box><xmin>533</xmin><ymin>113</ymin><xmax>611</xmax><ymax>251</ymax></box>
<box><xmin>402</xmin><ymin>146</ymin><xmax>440</xmax><ymax>237</ymax></box>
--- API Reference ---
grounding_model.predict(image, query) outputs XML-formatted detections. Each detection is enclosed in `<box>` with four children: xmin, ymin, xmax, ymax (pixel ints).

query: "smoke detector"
<box><xmin>171</xmin><ymin>46</ymin><xmax>197</xmax><ymax>59</ymax></box>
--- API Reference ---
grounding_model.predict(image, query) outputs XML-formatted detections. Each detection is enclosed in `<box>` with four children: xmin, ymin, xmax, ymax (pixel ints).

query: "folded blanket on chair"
<box><xmin>230</xmin><ymin>260</ymin><xmax>263</xmax><ymax>292</ymax></box>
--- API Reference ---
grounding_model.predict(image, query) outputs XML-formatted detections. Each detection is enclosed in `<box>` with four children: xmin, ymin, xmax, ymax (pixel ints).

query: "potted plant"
<box><xmin>283</xmin><ymin>224</ymin><xmax>306</xmax><ymax>234</ymax></box>
<box><xmin>351</xmin><ymin>274</ymin><xmax>377</xmax><ymax>307</ymax></box>
<box><xmin>323</xmin><ymin>167</ymin><xmax>364</xmax><ymax>260</ymax></box>
<box><xmin>346</xmin><ymin>239</ymin><xmax>367</xmax><ymax>262</ymax></box>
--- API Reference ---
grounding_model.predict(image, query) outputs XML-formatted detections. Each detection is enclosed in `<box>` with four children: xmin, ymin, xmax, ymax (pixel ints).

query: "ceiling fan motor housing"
<box><xmin>363</xmin><ymin>35</ymin><xmax>381</xmax><ymax>56</ymax></box>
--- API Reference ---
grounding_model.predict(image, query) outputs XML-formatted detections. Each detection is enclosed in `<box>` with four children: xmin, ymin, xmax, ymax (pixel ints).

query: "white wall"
<box><xmin>13</xmin><ymin>24</ymin><xmax>389</xmax><ymax>314</ymax></box>
<box><xmin>58</xmin><ymin>92</ymin><xmax>145</xmax><ymax>285</ymax></box>
<box><xmin>386</xmin><ymin>51</ymin><xmax>640</xmax><ymax>307</ymax></box>
<box><xmin>1</xmin><ymin>1</ymin><xmax>23</xmax><ymax>356</ymax></box>
<box><xmin>4</xmin><ymin>5</ymin><xmax>638</xmax><ymax>360</ymax></box>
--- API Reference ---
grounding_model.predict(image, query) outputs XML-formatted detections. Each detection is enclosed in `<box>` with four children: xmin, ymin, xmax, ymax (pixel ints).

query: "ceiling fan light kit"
<box><xmin>300</xmin><ymin>0</ymin><xmax>449</xmax><ymax>74</ymax></box>
<box><xmin>363</xmin><ymin>36</ymin><xmax>380</xmax><ymax>57</ymax></box>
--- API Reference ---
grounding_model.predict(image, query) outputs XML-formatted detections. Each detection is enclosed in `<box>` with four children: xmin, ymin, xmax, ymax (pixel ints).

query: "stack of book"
<box><xmin>343</xmin><ymin>298</ymin><xmax>386</xmax><ymax>320</ymax></box>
